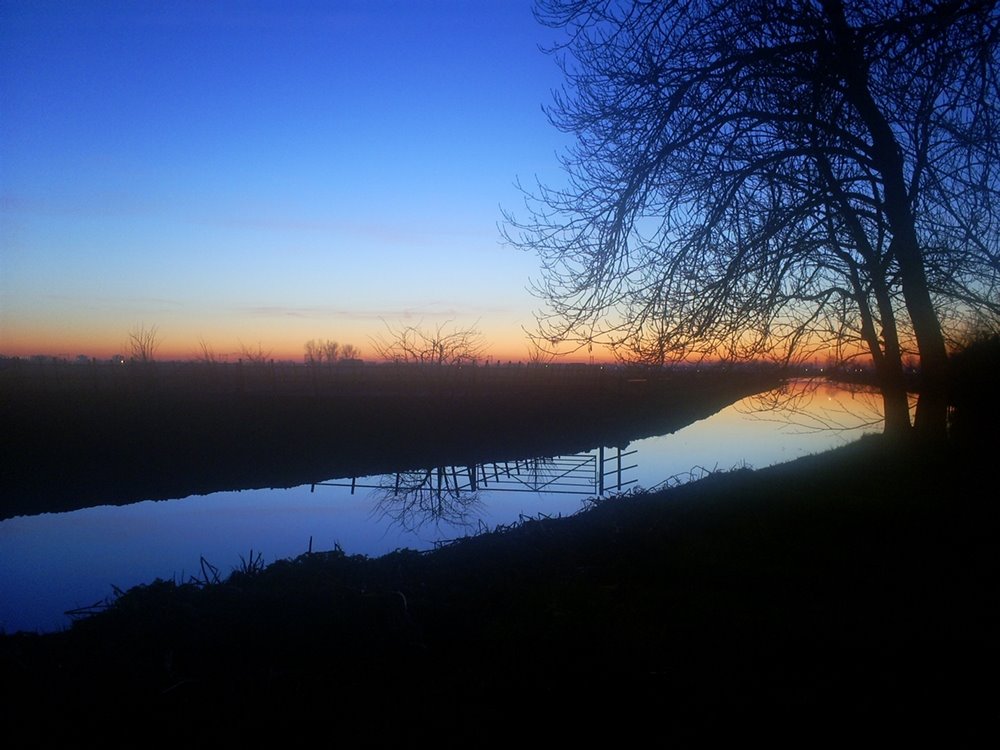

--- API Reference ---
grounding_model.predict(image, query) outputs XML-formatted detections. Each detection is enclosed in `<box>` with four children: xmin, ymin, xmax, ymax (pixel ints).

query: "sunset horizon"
<box><xmin>1</xmin><ymin>2</ymin><xmax>574</xmax><ymax>369</ymax></box>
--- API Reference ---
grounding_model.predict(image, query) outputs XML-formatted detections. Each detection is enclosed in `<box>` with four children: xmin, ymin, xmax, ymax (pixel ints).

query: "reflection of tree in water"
<box><xmin>370</xmin><ymin>457</ymin><xmax>580</xmax><ymax>533</ymax></box>
<box><xmin>370</xmin><ymin>467</ymin><xmax>484</xmax><ymax>533</ymax></box>
<box><xmin>737</xmin><ymin>378</ymin><xmax>909</xmax><ymax>435</ymax></box>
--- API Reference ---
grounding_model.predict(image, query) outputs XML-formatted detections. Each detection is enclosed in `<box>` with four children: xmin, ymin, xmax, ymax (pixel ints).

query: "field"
<box><xmin>1</xmin><ymin>359</ymin><xmax>782</xmax><ymax>519</ymax></box>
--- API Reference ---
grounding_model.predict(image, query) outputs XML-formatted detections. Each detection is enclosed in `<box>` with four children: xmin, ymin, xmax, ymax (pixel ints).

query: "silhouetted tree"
<box><xmin>304</xmin><ymin>338</ymin><xmax>335</xmax><ymax>365</ymax></box>
<box><xmin>304</xmin><ymin>339</ymin><xmax>322</xmax><ymax>365</ymax></box>
<box><xmin>371</xmin><ymin>320</ymin><xmax>486</xmax><ymax>365</ymax></box>
<box><xmin>504</xmin><ymin>0</ymin><xmax>1000</xmax><ymax>438</ymax></box>
<box><xmin>127</xmin><ymin>323</ymin><xmax>160</xmax><ymax>363</ymax></box>
<box><xmin>947</xmin><ymin>324</ymin><xmax>1000</xmax><ymax>446</ymax></box>
<box><xmin>305</xmin><ymin>338</ymin><xmax>360</xmax><ymax>365</ymax></box>
<box><xmin>340</xmin><ymin>343</ymin><xmax>361</xmax><ymax>360</ymax></box>
<box><xmin>196</xmin><ymin>336</ymin><xmax>220</xmax><ymax>364</ymax></box>
<box><xmin>526</xmin><ymin>338</ymin><xmax>558</xmax><ymax>366</ymax></box>
<box><xmin>322</xmin><ymin>340</ymin><xmax>340</xmax><ymax>362</ymax></box>
<box><xmin>239</xmin><ymin>340</ymin><xmax>271</xmax><ymax>365</ymax></box>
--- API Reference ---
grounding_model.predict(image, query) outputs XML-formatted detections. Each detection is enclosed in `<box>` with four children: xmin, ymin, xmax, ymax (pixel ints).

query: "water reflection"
<box><xmin>317</xmin><ymin>449</ymin><xmax>638</xmax><ymax>532</ymax></box>
<box><xmin>0</xmin><ymin>379</ymin><xmax>887</xmax><ymax>635</ymax></box>
<box><xmin>372</xmin><ymin>468</ymin><xmax>485</xmax><ymax>532</ymax></box>
<box><xmin>739</xmin><ymin>379</ymin><xmax>896</xmax><ymax>433</ymax></box>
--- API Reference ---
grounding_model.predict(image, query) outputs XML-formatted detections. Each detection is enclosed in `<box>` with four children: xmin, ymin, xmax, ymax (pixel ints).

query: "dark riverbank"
<box><xmin>1</xmin><ymin>434</ymin><xmax>993</xmax><ymax>739</ymax></box>
<box><xmin>1</xmin><ymin>361</ymin><xmax>781</xmax><ymax>519</ymax></box>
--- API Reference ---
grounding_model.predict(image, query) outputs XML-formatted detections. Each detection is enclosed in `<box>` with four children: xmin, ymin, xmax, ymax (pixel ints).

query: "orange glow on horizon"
<box><xmin>0</xmin><ymin>329</ymin><xmax>614</xmax><ymax>365</ymax></box>
<box><xmin>2</xmin><ymin>333</ymin><xmax>867</xmax><ymax>368</ymax></box>
<box><xmin>2</xmin><ymin>318</ymin><xmax>873</xmax><ymax>367</ymax></box>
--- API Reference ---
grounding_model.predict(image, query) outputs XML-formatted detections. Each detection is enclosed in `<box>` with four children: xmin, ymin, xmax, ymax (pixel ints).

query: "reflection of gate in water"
<box><xmin>311</xmin><ymin>446</ymin><xmax>638</xmax><ymax>498</ymax></box>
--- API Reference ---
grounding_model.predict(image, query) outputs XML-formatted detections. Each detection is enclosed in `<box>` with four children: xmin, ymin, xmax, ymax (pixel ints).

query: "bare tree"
<box><xmin>304</xmin><ymin>338</ymin><xmax>337</xmax><ymax>365</ymax></box>
<box><xmin>127</xmin><ymin>324</ymin><xmax>160</xmax><ymax>363</ymax></box>
<box><xmin>370</xmin><ymin>320</ymin><xmax>486</xmax><ymax>365</ymax></box>
<box><xmin>340</xmin><ymin>343</ymin><xmax>361</xmax><ymax>360</ymax></box>
<box><xmin>322</xmin><ymin>340</ymin><xmax>340</xmax><ymax>363</ymax></box>
<box><xmin>526</xmin><ymin>344</ymin><xmax>557</xmax><ymax>367</ymax></box>
<box><xmin>196</xmin><ymin>336</ymin><xmax>220</xmax><ymax>364</ymax></box>
<box><xmin>305</xmin><ymin>338</ymin><xmax>360</xmax><ymax>365</ymax></box>
<box><xmin>239</xmin><ymin>340</ymin><xmax>271</xmax><ymax>365</ymax></box>
<box><xmin>304</xmin><ymin>339</ymin><xmax>323</xmax><ymax>366</ymax></box>
<box><xmin>526</xmin><ymin>337</ymin><xmax>559</xmax><ymax>366</ymax></box>
<box><xmin>503</xmin><ymin>0</ymin><xmax>1000</xmax><ymax>439</ymax></box>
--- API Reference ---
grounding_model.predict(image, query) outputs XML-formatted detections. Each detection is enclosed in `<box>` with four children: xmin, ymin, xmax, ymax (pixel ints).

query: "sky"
<box><xmin>0</xmin><ymin>0</ymin><xmax>579</xmax><ymax>363</ymax></box>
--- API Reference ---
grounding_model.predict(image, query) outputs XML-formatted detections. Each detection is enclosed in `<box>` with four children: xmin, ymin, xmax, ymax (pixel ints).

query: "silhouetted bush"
<box><xmin>949</xmin><ymin>331</ymin><xmax>1000</xmax><ymax>447</ymax></box>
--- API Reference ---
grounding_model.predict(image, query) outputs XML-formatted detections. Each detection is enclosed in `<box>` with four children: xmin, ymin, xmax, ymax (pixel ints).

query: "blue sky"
<box><xmin>1</xmin><ymin>0</ymin><xmax>576</xmax><ymax>361</ymax></box>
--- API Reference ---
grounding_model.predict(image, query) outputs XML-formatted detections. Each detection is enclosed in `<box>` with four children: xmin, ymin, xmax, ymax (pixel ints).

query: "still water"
<box><xmin>1</xmin><ymin>380</ymin><xmax>886</xmax><ymax>634</ymax></box>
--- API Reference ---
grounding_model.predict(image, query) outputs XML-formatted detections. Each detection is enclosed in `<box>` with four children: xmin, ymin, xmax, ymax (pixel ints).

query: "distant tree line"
<box><xmin>304</xmin><ymin>339</ymin><xmax>361</xmax><ymax>365</ymax></box>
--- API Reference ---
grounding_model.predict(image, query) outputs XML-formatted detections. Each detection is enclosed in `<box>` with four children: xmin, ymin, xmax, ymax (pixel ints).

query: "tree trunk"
<box><xmin>850</xmin><ymin>266</ymin><xmax>912</xmax><ymax>436</ymax></box>
<box><xmin>888</xmin><ymin>233</ymin><xmax>950</xmax><ymax>439</ymax></box>
<box><xmin>869</xmin><ymin>245</ymin><xmax>914</xmax><ymax>437</ymax></box>
<box><xmin>823</xmin><ymin>0</ymin><xmax>950</xmax><ymax>440</ymax></box>
<box><xmin>817</xmin><ymin>151</ymin><xmax>914</xmax><ymax>437</ymax></box>
<box><xmin>880</xmin><ymin>378</ymin><xmax>913</xmax><ymax>437</ymax></box>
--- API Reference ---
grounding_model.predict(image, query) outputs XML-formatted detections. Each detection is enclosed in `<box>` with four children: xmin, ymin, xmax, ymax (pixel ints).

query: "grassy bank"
<box><xmin>1</xmin><ymin>433</ymin><xmax>993</xmax><ymax>739</ymax></box>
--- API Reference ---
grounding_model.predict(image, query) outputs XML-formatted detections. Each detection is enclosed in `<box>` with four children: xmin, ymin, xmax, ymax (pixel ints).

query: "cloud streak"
<box><xmin>237</xmin><ymin>303</ymin><xmax>513</xmax><ymax>321</ymax></box>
